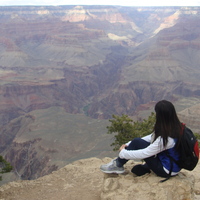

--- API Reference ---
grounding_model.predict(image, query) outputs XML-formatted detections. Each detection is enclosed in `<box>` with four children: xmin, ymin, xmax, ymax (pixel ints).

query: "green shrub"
<box><xmin>0</xmin><ymin>155</ymin><xmax>13</xmax><ymax>181</ymax></box>
<box><xmin>107</xmin><ymin>112</ymin><xmax>155</xmax><ymax>151</ymax></box>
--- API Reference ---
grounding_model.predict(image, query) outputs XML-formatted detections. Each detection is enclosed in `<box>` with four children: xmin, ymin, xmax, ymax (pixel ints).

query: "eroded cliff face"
<box><xmin>0</xmin><ymin>6</ymin><xmax>200</xmax><ymax>182</ymax></box>
<box><xmin>0</xmin><ymin>6</ymin><xmax>200</xmax><ymax>120</ymax></box>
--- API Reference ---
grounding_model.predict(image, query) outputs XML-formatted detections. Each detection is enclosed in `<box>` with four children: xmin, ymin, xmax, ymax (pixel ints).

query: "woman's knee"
<box><xmin>127</xmin><ymin>138</ymin><xmax>150</xmax><ymax>150</ymax></box>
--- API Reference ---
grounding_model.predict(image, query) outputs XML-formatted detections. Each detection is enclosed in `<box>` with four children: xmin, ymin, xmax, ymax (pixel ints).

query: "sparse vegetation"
<box><xmin>0</xmin><ymin>155</ymin><xmax>12</xmax><ymax>181</ymax></box>
<box><xmin>194</xmin><ymin>133</ymin><xmax>200</xmax><ymax>144</ymax></box>
<box><xmin>83</xmin><ymin>104</ymin><xmax>90</xmax><ymax>116</ymax></box>
<box><xmin>106</xmin><ymin>113</ymin><xmax>156</xmax><ymax>151</ymax></box>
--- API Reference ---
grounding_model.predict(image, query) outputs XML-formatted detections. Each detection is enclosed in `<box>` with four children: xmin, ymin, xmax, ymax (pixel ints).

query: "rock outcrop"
<box><xmin>0</xmin><ymin>157</ymin><xmax>200</xmax><ymax>200</ymax></box>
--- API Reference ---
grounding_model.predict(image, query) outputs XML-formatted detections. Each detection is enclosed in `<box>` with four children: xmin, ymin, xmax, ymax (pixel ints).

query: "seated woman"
<box><xmin>100</xmin><ymin>100</ymin><xmax>182</xmax><ymax>178</ymax></box>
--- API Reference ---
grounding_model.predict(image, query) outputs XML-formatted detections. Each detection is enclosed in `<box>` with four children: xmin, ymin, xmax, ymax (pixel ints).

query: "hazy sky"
<box><xmin>0</xmin><ymin>0</ymin><xmax>200</xmax><ymax>6</ymax></box>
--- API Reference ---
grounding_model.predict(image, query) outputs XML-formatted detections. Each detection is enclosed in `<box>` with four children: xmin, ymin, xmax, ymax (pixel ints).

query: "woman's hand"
<box><xmin>119</xmin><ymin>144</ymin><xmax>128</xmax><ymax>151</ymax></box>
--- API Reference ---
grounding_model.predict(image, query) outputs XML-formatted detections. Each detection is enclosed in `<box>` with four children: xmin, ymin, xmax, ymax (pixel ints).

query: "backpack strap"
<box><xmin>181</xmin><ymin>123</ymin><xmax>185</xmax><ymax>134</ymax></box>
<box><xmin>160</xmin><ymin>153</ymin><xmax>174</xmax><ymax>182</ymax></box>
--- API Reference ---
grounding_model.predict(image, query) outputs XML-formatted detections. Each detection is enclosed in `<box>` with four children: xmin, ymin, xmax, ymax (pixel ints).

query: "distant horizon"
<box><xmin>0</xmin><ymin>0</ymin><xmax>200</xmax><ymax>7</ymax></box>
<box><xmin>1</xmin><ymin>5</ymin><xmax>200</xmax><ymax>7</ymax></box>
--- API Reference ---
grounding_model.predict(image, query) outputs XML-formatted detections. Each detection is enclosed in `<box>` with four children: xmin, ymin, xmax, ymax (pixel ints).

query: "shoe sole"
<box><xmin>100</xmin><ymin>169</ymin><xmax>125</xmax><ymax>174</ymax></box>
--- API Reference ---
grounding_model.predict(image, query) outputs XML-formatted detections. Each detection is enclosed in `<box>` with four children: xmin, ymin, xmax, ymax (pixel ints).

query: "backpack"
<box><xmin>175</xmin><ymin>124</ymin><xmax>199</xmax><ymax>170</ymax></box>
<box><xmin>161</xmin><ymin>124</ymin><xmax>199</xmax><ymax>182</ymax></box>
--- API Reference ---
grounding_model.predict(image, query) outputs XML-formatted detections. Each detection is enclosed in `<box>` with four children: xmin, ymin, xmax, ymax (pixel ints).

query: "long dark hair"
<box><xmin>153</xmin><ymin>100</ymin><xmax>182</xmax><ymax>147</ymax></box>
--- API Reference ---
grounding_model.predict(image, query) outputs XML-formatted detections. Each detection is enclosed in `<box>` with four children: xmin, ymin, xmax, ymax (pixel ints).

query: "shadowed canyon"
<box><xmin>0</xmin><ymin>5</ymin><xmax>200</xmax><ymax>184</ymax></box>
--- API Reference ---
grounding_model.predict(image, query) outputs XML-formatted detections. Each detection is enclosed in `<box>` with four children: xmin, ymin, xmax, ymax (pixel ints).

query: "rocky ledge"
<box><xmin>0</xmin><ymin>157</ymin><xmax>200</xmax><ymax>200</ymax></box>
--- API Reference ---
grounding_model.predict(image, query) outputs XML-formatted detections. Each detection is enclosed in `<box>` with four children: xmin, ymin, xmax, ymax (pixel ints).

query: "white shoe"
<box><xmin>100</xmin><ymin>159</ymin><xmax>125</xmax><ymax>174</ymax></box>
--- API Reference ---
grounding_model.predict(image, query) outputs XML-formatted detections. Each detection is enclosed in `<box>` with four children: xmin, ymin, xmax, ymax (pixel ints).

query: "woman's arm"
<box><xmin>119</xmin><ymin>137</ymin><xmax>175</xmax><ymax>160</ymax></box>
